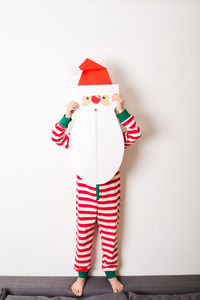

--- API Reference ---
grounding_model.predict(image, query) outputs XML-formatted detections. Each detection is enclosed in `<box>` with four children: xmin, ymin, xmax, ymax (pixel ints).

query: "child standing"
<box><xmin>51</xmin><ymin>93</ymin><xmax>141</xmax><ymax>296</ymax></box>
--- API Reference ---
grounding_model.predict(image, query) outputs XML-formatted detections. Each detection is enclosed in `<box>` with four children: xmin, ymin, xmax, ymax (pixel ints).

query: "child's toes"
<box><xmin>74</xmin><ymin>288</ymin><xmax>78</xmax><ymax>295</ymax></box>
<box><xmin>72</xmin><ymin>288</ymin><xmax>75</xmax><ymax>295</ymax></box>
<box><xmin>79</xmin><ymin>288</ymin><xmax>83</xmax><ymax>296</ymax></box>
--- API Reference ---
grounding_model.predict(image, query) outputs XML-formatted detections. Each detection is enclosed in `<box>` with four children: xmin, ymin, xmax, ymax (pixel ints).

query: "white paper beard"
<box><xmin>68</xmin><ymin>95</ymin><xmax>124</xmax><ymax>186</ymax></box>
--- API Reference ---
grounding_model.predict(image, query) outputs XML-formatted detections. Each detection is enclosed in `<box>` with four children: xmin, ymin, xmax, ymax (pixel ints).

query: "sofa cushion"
<box><xmin>3</xmin><ymin>291</ymin><xmax>200</xmax><ymax>300</ymax></box>
<box><xmin>4</xmin><ymin>291</ymin><xmax>128</xmax><ymax>300</ymax></box>
<box><xmin>127</xmin><ymin>291</ymin><xmax>200</xmax><ymax>300</ymax></box>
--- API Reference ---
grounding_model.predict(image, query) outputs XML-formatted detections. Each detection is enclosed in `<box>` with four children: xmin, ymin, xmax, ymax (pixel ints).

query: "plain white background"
<box><xmin>0</xmin><ymin>0</ymin><xmax>199</xmax><ymax>276</ymax></box>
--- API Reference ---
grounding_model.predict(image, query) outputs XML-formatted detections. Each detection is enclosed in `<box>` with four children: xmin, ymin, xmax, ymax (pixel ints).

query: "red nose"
<box><xmin>91</xmin><ymin>95</ymin><xmax>101</xmax><ymax>104</ymax></box>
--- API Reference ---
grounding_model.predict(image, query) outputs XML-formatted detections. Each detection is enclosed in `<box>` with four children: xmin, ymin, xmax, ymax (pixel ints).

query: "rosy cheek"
<box><xmin>82</xmin><ymin>98</ymin><xmax>91</xmax><ymax>106</ymax></box>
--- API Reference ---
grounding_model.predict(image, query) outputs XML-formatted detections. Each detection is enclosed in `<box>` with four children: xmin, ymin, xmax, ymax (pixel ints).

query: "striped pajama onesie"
<box><xmin>51</xmin><ymin>108</ymin><xmax>142</xmax><ymax>278</ymax></box>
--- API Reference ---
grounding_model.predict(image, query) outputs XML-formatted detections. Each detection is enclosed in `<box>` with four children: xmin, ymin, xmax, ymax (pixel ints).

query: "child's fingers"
<box><xmin>72</xmin><ymin>102</ymin><xmax>79</xmax><ymax>107</ymax></box>
<box><xmin>114</xmin><ymin>95</ymin><xmax>123</xmax><ymax>99</ymax></box>
<box><xmin>111</xmin><ymin>98</ymin><xmax>120</xmax><ymax>102</ymax></box>
<box><xmin>112</xmin><ymin>95</ymin><xmax>120</xmax><ymax>100</ymax></box>
<box><xmin>66</xmin><ymin>103</ymin><xmax>76</xmax><ymax>109</ymax></box>
<box><xmin>69</xmin><ymin>100</ymin><xmax>80</xmax><ymax>107</ymax></box>
<box><xmin>72</xmin><ymin>101</ymin><xmax>80</xmax><ymax>107</ymax></box>
<box><xmin>71</xmin><ymin>103</ymin><xmax>80</xmax><ymax>109</ymax></box>
<box><xmin>112</xmin><ymin>93</ymin><xmax>122</xmax><ymax>98</ymax></box>
<box><xmin>71</xmin><ymin>105</ymin><xmax>79</xmax><ymax>111</ymax></box>
<box><xmin>114</xmin><ymin>96</ymin><xmax>124</xmax><ymax>102</ymax></box>
<box><xmin>112</xmin><ymin>97</ymin><xmax>121</xmax><ymax>102</ymax></box>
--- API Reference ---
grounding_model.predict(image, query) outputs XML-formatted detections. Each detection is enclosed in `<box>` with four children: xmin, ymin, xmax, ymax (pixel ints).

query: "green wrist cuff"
<box><xmin>117</xmin><ymin>108</ymin><xmax>131</xmax><ymax>124</ymax></box>
<box><xmin>59</xmin><ymin>114</ymin><xmax>72</xmax><ymax>128</ymax></box>
<box><xmin>78</xmin><ymin>270</ymin><xmax>89</xmax><ymax>278</ymax></box>
<box><xmin>105</xmin><ymin>271</ymin><xmax>116</xmax><ymax>279</ymax></box>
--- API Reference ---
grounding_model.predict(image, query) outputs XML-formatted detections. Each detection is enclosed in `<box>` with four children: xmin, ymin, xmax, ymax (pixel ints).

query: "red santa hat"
<box><xmin>78</xmin><ymin>58</ymin><xmax>112</xmax><ymax>85</ymax></box>
<box><xmin>75</xmin><ymin>58</ymin><xmax>118</xmax><ymax>97</ymax></box>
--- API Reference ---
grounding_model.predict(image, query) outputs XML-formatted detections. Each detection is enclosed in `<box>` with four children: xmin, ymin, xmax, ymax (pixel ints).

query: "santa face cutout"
<box><xmin>81</xmin><ymin>94</ymin><xmax>110</xmax><ymax>112</ymax></box>
<box><xmin>68</xmin><ymin>84</ymin><xmax>125</xmax><ymax>186</ymax></box>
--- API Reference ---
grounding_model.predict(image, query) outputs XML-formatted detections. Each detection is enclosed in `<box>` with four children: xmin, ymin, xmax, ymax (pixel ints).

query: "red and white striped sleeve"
<box><xmin>116</xmin><ymin>108</ymin><xmax>142</xmax><ymax>150</ymax></box>
<box><xmin>51</xmin><ymin>114</ymin><xmax>72</xmax><ymax>149</ymax></box>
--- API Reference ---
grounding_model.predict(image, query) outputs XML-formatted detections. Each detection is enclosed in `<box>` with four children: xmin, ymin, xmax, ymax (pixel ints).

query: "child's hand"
<box><xmin>65</xmin><ymin>101</ymin><xmax>80</xmax><ymax>119</ymax></box>
<box><xmin>112</xmin><ymin>93</ymin><xmax>125</xmax><ymax>114</ymax></box>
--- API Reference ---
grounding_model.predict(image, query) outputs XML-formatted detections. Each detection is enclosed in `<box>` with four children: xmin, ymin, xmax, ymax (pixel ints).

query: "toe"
<box><xmin>78</xmin><ymin>289</ymin><xmax>82</xmax><ymax>296</ymax></box>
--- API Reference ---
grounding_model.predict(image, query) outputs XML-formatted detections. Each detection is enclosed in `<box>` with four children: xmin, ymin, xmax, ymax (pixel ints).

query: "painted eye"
<box><xmin>102</xmin><ymin>96</ymin><xmax>106</xmax><ymax>99</ymax></box>
<box><xmin>86</xmin><ymin>97</ymin><xmax>90</xmax><ymax>100</ymax></box>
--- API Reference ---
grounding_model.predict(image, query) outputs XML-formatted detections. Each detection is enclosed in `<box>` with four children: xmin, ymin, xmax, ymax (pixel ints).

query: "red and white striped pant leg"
<box><xmin>97</xmin><ymin>170</ymin><xmax>121</xmax><ymax>272</ymax></box>
<box><xmin>74</xmin><ymin>175</ymin><xmax>98</xmax><ymax>272</ymax></box>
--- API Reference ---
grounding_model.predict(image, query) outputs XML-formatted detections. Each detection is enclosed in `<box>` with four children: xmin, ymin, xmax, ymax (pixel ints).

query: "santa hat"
<box><xmin>75</xmin><ymin>58</ymin><xmax>119</xmax><ymax>97</ymax></box>
<box><xmin>78</xmin><ymin>58</ymin><xmax>112</xmax><ymax>85</ymax></box>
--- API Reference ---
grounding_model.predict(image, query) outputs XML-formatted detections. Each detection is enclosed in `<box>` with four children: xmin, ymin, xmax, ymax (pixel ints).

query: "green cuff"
<box><xmin>78</xmin><ymin>270</ymin><xmax>89</xmax><ymax>278</ymax></box>
<box><xmin>105</xmin><ymin>271</ymin><xmax>116</xmax><ymax>279</ymax></box>
<box><xmin>117</xmin><ymin>108</ymin><xmax>131</xmax><ymax>124</ymax></box>
<box><xmin>59</xmin><ymin>114</ymin><xmax>72</xmax><ymax>128</ymax></box>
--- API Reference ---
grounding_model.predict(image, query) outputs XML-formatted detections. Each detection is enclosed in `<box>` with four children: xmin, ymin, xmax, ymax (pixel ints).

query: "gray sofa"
<box><xmin>0</xmin><ymin>275</ymin><xmax>200</xmax><ymax>299</ymax></box>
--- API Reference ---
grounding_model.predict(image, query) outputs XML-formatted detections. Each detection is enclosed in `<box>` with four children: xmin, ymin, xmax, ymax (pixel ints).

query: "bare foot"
<box><xmin>108</xmin><ymin>277</ymin><xmax>124</xmax><ymax>293</ymax></box>
<box><xmin>71</xmin><ymin>277</ymin><xmax>87</xmax><ymax>296</ymax></box>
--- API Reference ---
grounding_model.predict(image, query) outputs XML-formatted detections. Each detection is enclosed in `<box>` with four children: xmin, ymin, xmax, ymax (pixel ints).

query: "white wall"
<box><xmin>0</xmin><ymin>0</ymin><xmax>199</xmax><ymax>276</ymax></box>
